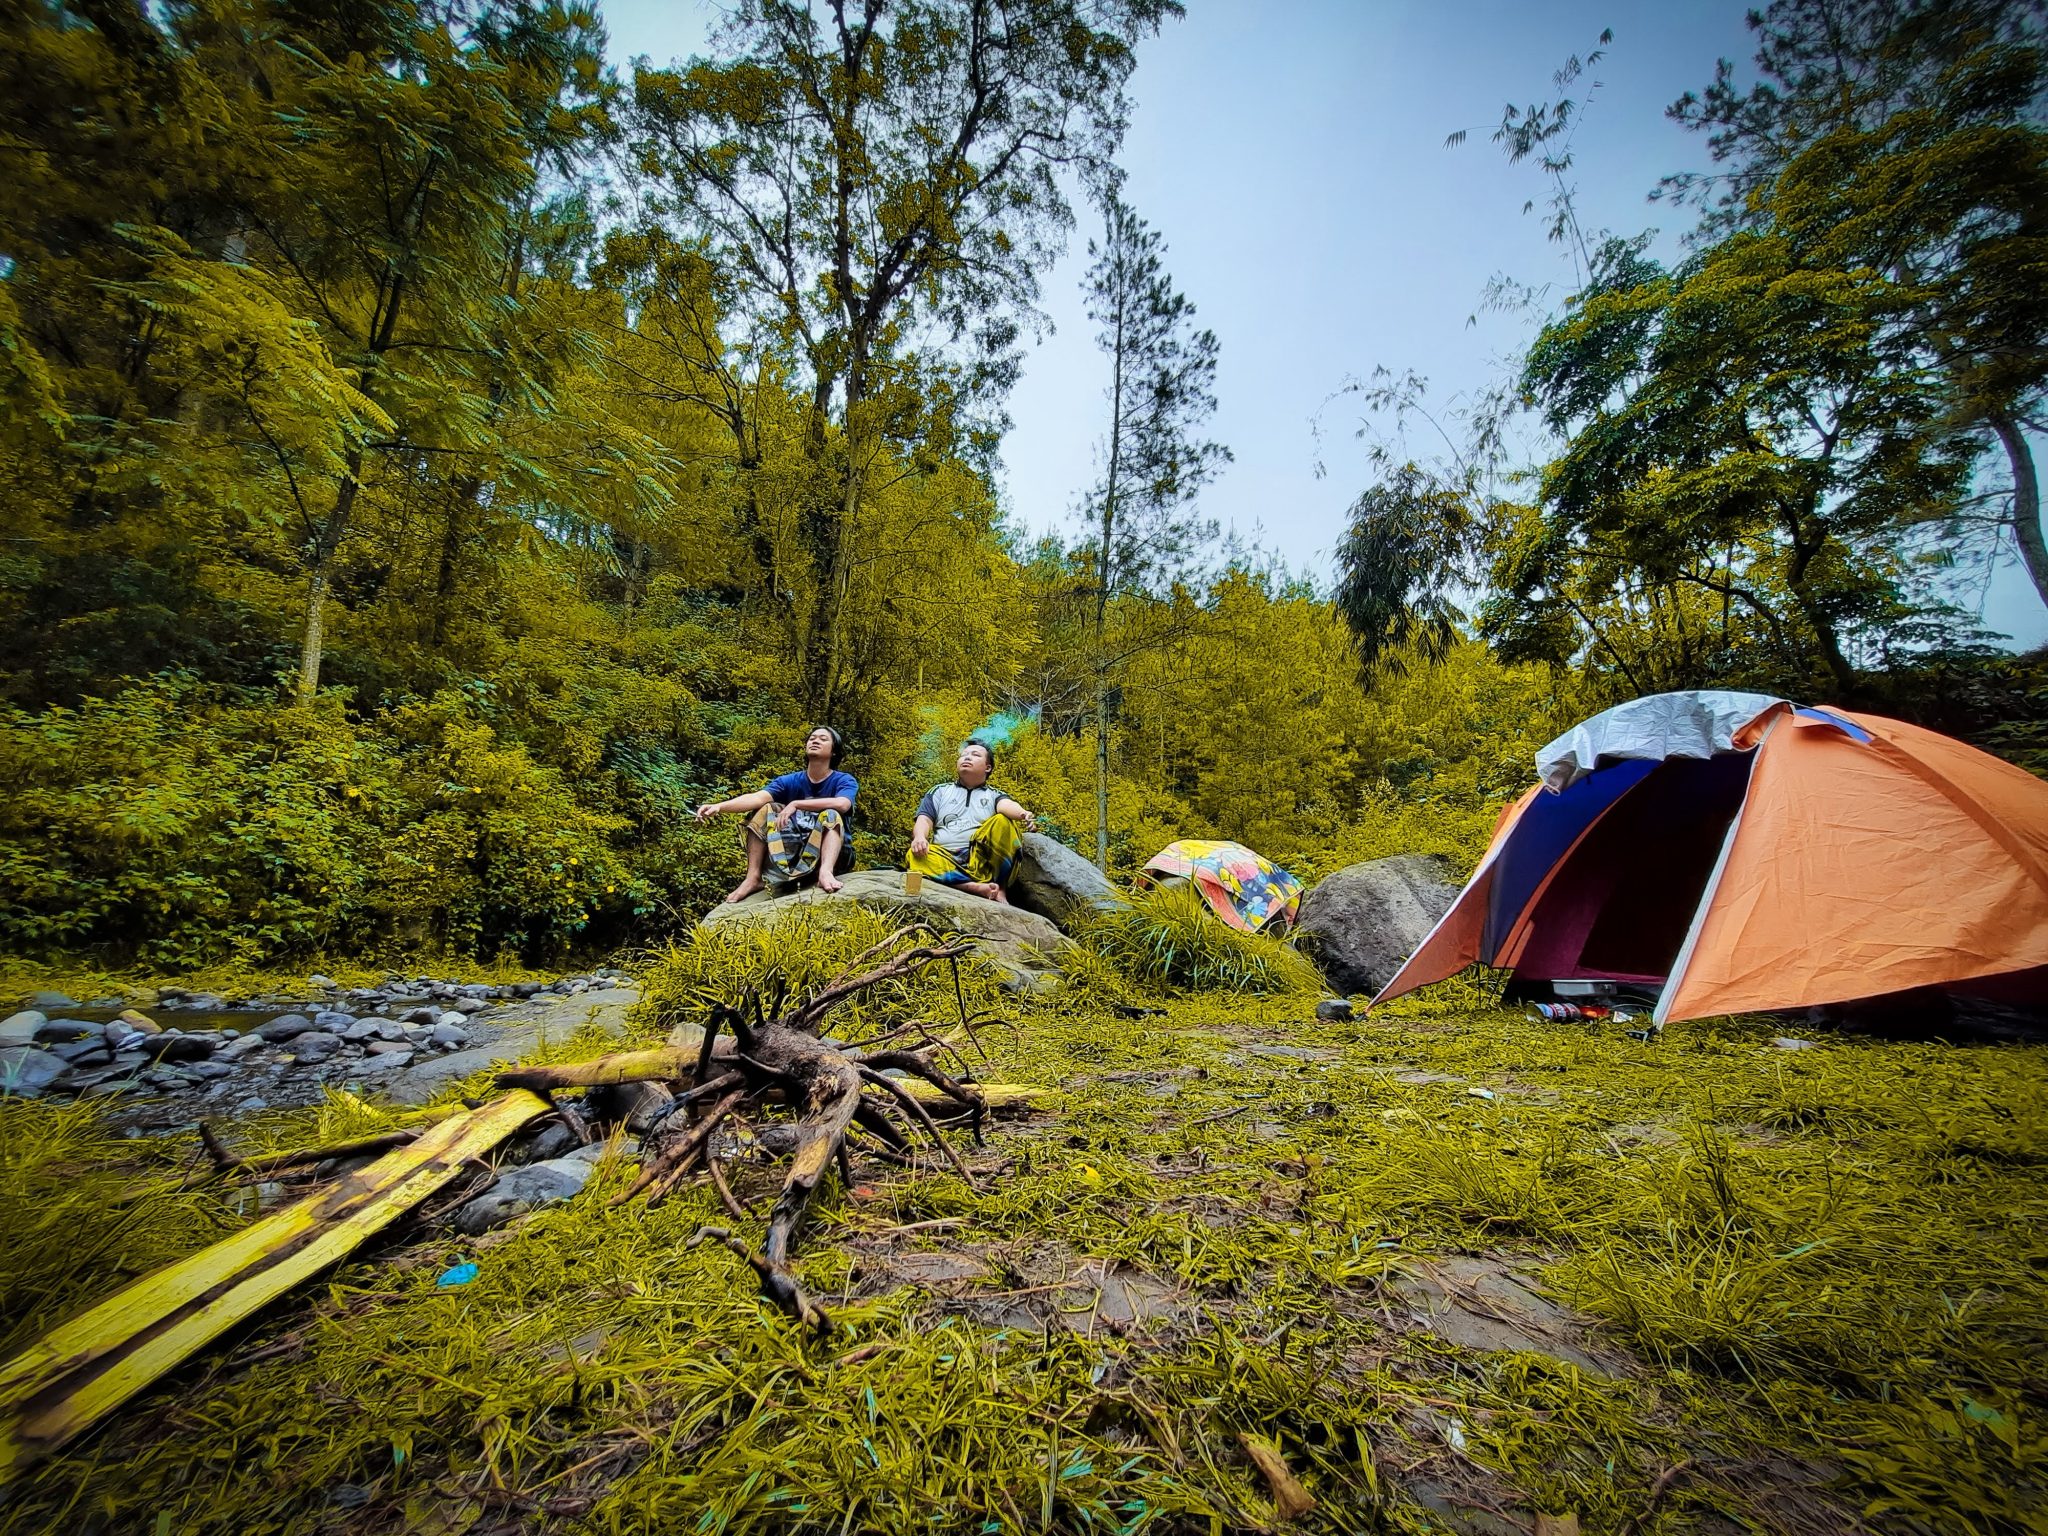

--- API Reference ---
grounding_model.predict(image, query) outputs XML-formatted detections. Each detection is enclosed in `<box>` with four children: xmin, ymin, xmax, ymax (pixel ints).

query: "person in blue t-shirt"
<box><xmin>694</xmin><ymin>725</ymin><xmax>858</xmax><ymax>901</ymax></box>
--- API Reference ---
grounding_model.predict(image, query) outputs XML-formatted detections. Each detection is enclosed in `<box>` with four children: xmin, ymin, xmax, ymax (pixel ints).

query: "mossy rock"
<box><xmin>699</xmin><ymin>871</ymin><xmax>1073</xmax><ymax>994</ymax></box>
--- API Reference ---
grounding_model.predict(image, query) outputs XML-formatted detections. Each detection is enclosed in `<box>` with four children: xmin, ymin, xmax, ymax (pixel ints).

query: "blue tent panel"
<box><xmin>1483</xmin><ymin>757</ymin><xmax>1658</xmax><ymax>958</ymax></box>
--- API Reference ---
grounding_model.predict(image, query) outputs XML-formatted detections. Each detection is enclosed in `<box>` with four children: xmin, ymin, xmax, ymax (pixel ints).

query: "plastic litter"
<box><xmin>435</xmin><ymin>1262</ymin><xmax>480</xmax><ymax>1288</ymax></box>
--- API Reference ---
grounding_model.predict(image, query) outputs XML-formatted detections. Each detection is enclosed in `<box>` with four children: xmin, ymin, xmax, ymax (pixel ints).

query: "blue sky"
<box><xmin>601</xmin><ymin>0</ymin><xmax>2048</xmax><ymax>649</ymax></box>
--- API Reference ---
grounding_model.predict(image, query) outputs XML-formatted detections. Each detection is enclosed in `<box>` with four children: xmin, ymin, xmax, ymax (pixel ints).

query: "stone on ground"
<box><xmin>1008</xmin><ymin>832</ymin><xmax>1125</xmax><ymax>929</ymax></box>
<box><xmin>700</xmin><ymin>869</ymin><xmax>1072</xmax><ymax>993</ymax></box>
<box><xmin>1295</xmin><ymin>854</ymin><xmax>1461</xmax><ymax>997</ymax></box>
<box><xmin>453</xmin><ymin>1143</ymin><xmax>607</xmax><ymax>1235</ymax></box>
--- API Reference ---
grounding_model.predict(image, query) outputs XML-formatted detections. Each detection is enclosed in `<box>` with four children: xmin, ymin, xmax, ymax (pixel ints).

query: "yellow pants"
<box><xmin>907</xmin><ymin>814</ymin><xmax>1022</xmax><ymax>887</ymax></box>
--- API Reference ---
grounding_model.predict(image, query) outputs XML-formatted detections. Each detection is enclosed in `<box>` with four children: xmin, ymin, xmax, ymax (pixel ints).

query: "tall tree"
<box><xmin>1515</xmin><ymin>232</ymin><xmax>1976</xmax><ymax>698</ymax></box>
<box><xmin>1663</xmin><ymin>0</ymin><xmax>2048</xmax><ymax>611</ymax></box>
<box><xmin>627</xmin><ymin>0</ymin><xmax>1178</xmax><ymax>724</ymax></box>
<box><xmin>1078</xmin><ymin>192</ymin><xmax>1228</xmax><ymax>869</ymax></box>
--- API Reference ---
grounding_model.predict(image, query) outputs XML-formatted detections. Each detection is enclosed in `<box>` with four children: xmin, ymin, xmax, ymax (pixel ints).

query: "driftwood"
<box><xmin>0</xmin><ymin>1091</ymin><xmax>549</xmax><ymax>1482</ymax></box>
<box><xmin>497</xmin><ymin>925</ymin><xmax>1012</xmax><ymax>1329</ymax></box>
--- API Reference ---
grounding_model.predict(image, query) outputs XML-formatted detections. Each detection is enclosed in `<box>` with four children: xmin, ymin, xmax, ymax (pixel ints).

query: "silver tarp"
<box><xmin>1535</xmin><ymin>690</ymin><xmax>1786</xmax><ymax>792</ymax></box>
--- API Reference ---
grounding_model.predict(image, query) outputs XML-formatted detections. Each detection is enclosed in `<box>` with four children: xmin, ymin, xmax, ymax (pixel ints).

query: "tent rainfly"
<box><xmin>1372</xmin><ymin>690</ymin><xmax>2048</xmax><ymax>1024</ymax></box>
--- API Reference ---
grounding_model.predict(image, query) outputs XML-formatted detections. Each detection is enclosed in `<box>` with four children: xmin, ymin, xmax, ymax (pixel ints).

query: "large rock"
<box><xmin>0</xmin><ymin>1046</ymin><xmax>69</xmax><ymax>1097</ymax></box>
<box><xmin>699</xmin><ymin>870</ymin><xmax>1073</xmax><ymax>993</ymax></box>
<box><xmin>1009</xmin><ymin>833</ymin><xmax>1126</xmax><ymax>930</ymax></box>
<box><xmin>1296</xmin><ymin>854</ymin><xmax>1462</xmax><ymax>998</ymax></box>
<box><xmin>453</xmin><ymin>1145</ymin><xmax>605</xmax><ymax>1235</ymax></box>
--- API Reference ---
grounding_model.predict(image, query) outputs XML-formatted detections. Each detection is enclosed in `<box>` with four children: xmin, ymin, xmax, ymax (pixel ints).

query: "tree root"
<box><xmin>501</xmin><ymin>924</ymin><xmax>1012</xmax><ymax>1329</ymax></box>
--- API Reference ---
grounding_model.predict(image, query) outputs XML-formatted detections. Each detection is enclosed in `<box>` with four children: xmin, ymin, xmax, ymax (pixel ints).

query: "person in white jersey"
<box><xmin>905</xmin><ymin>738</ymin><xmax>1037</xmax><ymax>902</ymax></box>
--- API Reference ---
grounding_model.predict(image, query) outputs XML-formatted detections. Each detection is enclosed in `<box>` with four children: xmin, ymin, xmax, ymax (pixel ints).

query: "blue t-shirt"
<box><xmin>764</xmin><ymin>768</ymin><xmax>858</xmax><ymax>812</ymax></box>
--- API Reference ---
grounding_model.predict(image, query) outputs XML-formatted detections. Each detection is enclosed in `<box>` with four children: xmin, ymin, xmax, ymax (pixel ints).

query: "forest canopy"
<box><xmin>0</xmin><ymin>0</ymin><xmax>2040</xmax><ymax>969</ymax></box>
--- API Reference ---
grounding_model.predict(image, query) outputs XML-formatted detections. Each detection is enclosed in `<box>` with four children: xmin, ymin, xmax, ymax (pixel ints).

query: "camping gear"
<box><xmin>1138</xmin><ymin>840</ymin><xmax>1304</xmax><ymax>934</ymax></box>
<box><xmin>1373</xmin><ymin>690</ymin><xmax>2048</xmax><ymax>1024</ymax></box>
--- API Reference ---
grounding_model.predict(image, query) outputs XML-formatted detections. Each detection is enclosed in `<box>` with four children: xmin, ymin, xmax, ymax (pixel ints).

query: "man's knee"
<box><xmin>817</xmin><ymin>809</ymin><xmax>844</xmax><ymax>832</ymax></box>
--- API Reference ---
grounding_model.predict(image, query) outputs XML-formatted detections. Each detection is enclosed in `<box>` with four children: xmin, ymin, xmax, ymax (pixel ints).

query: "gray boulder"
<box><xmin>35</xmin><ymin>1018</ymin><xmax>101</xmax><ymax>1044</ymax></box>
<box><xmin>1295</xmin><ymin>854</ymin><xmax>1463</xmax><ymax>998</ymax></box>
<box><xmin>1</xmin><ymin>1047</ymin><xmax>69</xmax><ymax>1096</ymax></box>
<box><xmin>290</xmin><ymin>1031</ymin><xmax>343</xmax><ymax>1064</ymax></box>
<box><xmin>586</xmin><ymin>1080</ymin><xmax>674</xmax><ymax>1134</ymax></box>
<box><xmin>257</xmin><ymin>1013</ymin><xmax>317</xmax><ymax>1043</ymax></box>
<box><xmin>27</xmin><ymin>991</ymin><xmax>77</xmax><ymax>1010</ymax></box>
<box><xmin>0</xmin><ymin>1010</ymin><xmax>47</xmax><ymax>1046</ymax></box>
<box><xmin>1008</xmin><ymin>833</ymin><xmax>1126</xmax><ymax>930</ymax></box>
<box><xmin>453</xmin><ymin>1150</ymin><xmax>600</xmax><ymax>1235</ymax></box>
<box><xmin>140</xmin><ymin>1032</ymin><xmax>218</xmax><ymax>1063</ymax></box>
<box><xmin>700</xmin><ymin>869</ymin><xmax>1073</xmax><ymax>994</ymax></box>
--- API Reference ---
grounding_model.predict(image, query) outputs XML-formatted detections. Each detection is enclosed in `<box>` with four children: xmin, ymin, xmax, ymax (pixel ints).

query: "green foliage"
<box><xmin>0</xmin><ymin>677</ymin><xmax>628</xmax><ymax>967</ymax></box>
<box><xmin>1080</xmin><ymin>886</ymin><xmax>1324</xmax><ymax>996</ymax></box>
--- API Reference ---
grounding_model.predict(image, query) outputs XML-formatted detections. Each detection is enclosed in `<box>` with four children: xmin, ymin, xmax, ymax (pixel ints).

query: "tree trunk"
<box><xmin>296</xmin><ymin>563</ymin><xmax>329</xmax><ymax>703</ymax></box>
<box><xmin>1992</xmin><ymin>412</ymin><xmax>2048</xmax><ymax>611</ymax></box>
<box><xmin>1093</xmin><ymin>303</ymin><xmax>1126</xmax><ymax>875</ymax></box>
<box><xmin>1093</xmin><ymin>674</ymin><xmax>1111</xmax><ymax>873</ymax></box>
<box><xmin>296</xmin><ymin>461</ymin><xmax>361</xmax><ymax>700</ymax></box>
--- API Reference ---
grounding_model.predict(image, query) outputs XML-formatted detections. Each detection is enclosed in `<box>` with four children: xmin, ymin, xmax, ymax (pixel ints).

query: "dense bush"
<box><xmin>0</xmin><ymin>677</ymin><xmax>634</xmax><ymax>966</ymax></box>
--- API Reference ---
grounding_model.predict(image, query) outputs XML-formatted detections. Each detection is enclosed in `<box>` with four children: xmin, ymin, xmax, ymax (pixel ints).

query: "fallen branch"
<box><xmin>0</xmin><ymin>1090</ymin><xmax>548</xmax><ymax>1481</ymax></box>
<box><xmin>199</xmin><ymin>1123</ymin><xmax>423</xmax><ymax>1181</ymax></box>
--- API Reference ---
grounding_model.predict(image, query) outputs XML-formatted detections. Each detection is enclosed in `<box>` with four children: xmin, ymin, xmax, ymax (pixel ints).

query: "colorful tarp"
<box><xmin>1373</xmin><ymin>692</ymin><xmax>2048</xmax><ymax>1023</ymax></box>
<box><xmin>1138</xmin><ymin>840</ymin><xmax>1304</xmax><ymax>935</ymax></box>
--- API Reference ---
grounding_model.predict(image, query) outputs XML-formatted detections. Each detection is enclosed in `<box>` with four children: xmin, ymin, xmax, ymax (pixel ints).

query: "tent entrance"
<box><xmin>1508</xmin><ymin>753</ymin><xmax>1753</xmax><ymax>988</ymax></box>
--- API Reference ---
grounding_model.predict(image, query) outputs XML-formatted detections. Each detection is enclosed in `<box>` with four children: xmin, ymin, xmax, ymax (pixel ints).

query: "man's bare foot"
<box><xmin>723</xmin><ymin>877</ymin><xmax>764</xmax><ymax>903</ymax></box>
<box><xmin>962</xmin><ymin>880</ymin><xmax>1008</xmax><ymax>903</ymax></box>
<box><xmin>817</xmin><ymin>870</ymin><xmax>843</xmax><ymax>894</ymax></box>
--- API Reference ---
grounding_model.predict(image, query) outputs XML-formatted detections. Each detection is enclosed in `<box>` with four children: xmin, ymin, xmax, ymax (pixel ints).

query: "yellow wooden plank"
<box><xmin>0</xmin><ymin>1089</ymin><xmax>546</xmax><ymax>1482</ymax></box>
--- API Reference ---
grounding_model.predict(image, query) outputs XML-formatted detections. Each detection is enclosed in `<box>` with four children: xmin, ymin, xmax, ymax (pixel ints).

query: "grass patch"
<box><xmin>1078</xmin><ymin>887</ymin><xmax>1325</xmax><ymax>996</ymax></box>
<box><xmin>0</xmin><ymin>979</ymin><xmax>2044</xmax><ymax>1532</ymax></box>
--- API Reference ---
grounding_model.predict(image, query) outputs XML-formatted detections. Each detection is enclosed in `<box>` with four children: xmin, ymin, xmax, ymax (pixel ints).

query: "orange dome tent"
<box><xmin>1372</xmin><ymin>691</ymin><xmax>2048</xmax><ymax>1024</ymax></box>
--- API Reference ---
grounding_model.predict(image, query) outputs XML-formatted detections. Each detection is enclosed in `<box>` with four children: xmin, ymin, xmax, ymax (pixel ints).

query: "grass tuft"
<box><xmin>1078</xmin><ymin>887</ymin><xmax>1325</xmax><ymax>996</ymax></box>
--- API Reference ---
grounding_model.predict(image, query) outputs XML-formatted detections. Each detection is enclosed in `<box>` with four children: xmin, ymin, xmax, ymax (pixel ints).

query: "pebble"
<box><xmin>341</xmin><ymin>1019</ymin><xmax>383</xmax><ymax>1041</ymax></box>
<box><xmin>306</xmin><ymin>974</ymin><xmax>336</xmax><ymax>990</ymax></box>
<box><xmin>49</xmin><ymin>1037</ymin><xmax>112</xmax><ymax>1063</ymax></box>
<box><xmin>185</xmin><ymin>1060</ymin><xmax>234</xmax><ymax>1080</ymax></box>
<box><xmin>219</xmin><ymin>1033</ymin><xmax>269</xmax><ymax>1060</ymax></box>
<box><xmin>312</xmin><ymin>1010</ymin><xmax>355</xmax><ymax>1031</ymax></box>
<box><xmin>27</xmin><ymin>991</ymin><xmax>78</xmax><ymax>1010</ymax></box>
<box><xmin>450</xmin><ymin>997</ymin><xmax>490</xmax><ymax>1015</ymax></box>
<box><xmin>235</xmin><ymin>1095</ymin><xmax>270</xmax><ymax>1113</ymax></box>
<box><xmin>363</xmin><ymin>1039</ymin><xmax>411</xmax><ymax>1055</ymax></box>
<box><xmin>118</xmin><ymin>1010</ymin><xmax>161</xmax><ymax>1035</ymax></box>
<box><xmin>1314</xmin><ymin>998</ymin><xmax>1355</xmax><ymax>1022</ymax></box>
<box><xmin>354</xmin><ymin>1049</ymin><xmax>414</xmax><ymax>1072</ymax></box>
<box><xmin>429</xmin><ymin>1022</ymin><xmax>470</xmax><ymax>1049</ymax></box>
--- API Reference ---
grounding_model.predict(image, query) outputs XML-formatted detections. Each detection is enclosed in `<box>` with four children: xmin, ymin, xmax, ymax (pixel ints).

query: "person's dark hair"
<box><xmin>809</xmin><ymin>724</ymin><xmax>846</xmax><ymax>768</ymax></box>
<box><xmin>963</xmin><ymin>737</ymin><xmax>996</xmax><ymax>772</ymax></box>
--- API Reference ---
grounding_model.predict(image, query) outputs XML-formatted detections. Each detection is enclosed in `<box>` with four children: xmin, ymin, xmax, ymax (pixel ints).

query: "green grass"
<box><xmin>1078</xmin><ymin>886</ymin><xmax>1326</xmax><ymax>997</ymax></box>
<box><xmin>1</xmin><ymin>930</ymin><xmax>2044</xmax><ymax>1534</ymax></box>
